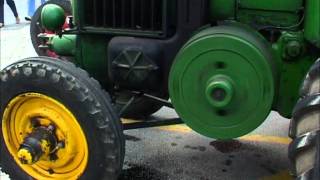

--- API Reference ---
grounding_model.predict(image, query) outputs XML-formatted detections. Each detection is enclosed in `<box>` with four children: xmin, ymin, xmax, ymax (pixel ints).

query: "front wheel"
<box><xmin>289</xmin><ymin>59</ymin><xmax>320</xmax><ymax>180</ymax></box>
<box><xmin>0</xmin><ymin>57</ymin><xmax>125</xmax><ymax>180</ymax></box>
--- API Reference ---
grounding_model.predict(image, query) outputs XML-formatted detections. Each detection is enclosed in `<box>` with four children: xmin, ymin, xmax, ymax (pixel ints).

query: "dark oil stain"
<box><xmin>260</xmin><ymin>164</ymin><xmax>277</xmax><ymax>175</ymax></box>
<box><xmin>222</xmin><ymin>169</ymin><xmax>227</xmax><ymax>172</ymax></box>
<box><xmin>210</xmin><ymin>140</ymin><xmax>242</xmax><ymax>153</ymax></box>
<box><xmin>225</xmin><ymin>159</ymin><xmax>232</xmax><ymax>166</ymax></box>
<box><xmin>191</xmin><ymin>156</ymin><xmax>200</xmax><ymax>161</ymax></box>
<box><xmin>184</xmin><ymin>145</ymin><xmax>196</xmax><ymax>150</ymax></box>
<box><xmin>228</xmin><ymin>155</ymin><xmax>235</xmax><ymax>158</ymax></box>
<box><xmin>119</xmin><ymin>163</ymin><xmax>168</xmax><ymax>180</ymax></box>
<box><xmin>171</xmin><ymin>142</ymin><xmax>177</xmax><ymax>147</ymax></box>
<box><xmin>184</xmin><ymin>145</ymin><xmax>207</xmax><ymax>152</ymax></box>
<box><xmin>254</xmin><ymin>153</ymin><xmax>262</xmax><ymax>158</ymax></box>
<box><xmin>173</xmin><ymin>168</ymin><xmax>183</xmax><ymax>174</ymax></box>
<box><xmin>200</xmin><ymin>177</ymin><xmax>210</xmax><ymax>180</ymax></box>
<box><xmin>198</xmin><ymin>146</ymin><xmax>206</xmax><ymax>152</ymax></box>
<box><xmin>267</xmin><ymin>160</ymin><xmax>272</xmax><ymax>164</ymax></box>
<box><xmin>124</xmin><ymin>134</ymin><xmax>141</xmax><ymax>142</ymax></box>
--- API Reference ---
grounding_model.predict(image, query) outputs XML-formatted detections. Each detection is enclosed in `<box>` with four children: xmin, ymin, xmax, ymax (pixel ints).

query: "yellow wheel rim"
<box><xmin>2</xmin><ymin>93</ymin><xmax>89</xmax><ymax>180</ymax></box>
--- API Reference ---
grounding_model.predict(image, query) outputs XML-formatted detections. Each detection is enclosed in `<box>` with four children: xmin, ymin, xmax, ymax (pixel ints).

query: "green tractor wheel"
<box><xmin>289</xmin><ymin>59</ymin><xmax>320</xmax><ymax>179</ymax></box>
<box><xmin>0</xmin><ymin>57</ymin><xmax>125</xmax><ymax>180</ymax></box>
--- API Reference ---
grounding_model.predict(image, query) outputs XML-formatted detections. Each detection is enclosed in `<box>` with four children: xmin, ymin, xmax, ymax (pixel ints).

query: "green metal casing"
<box><xmin>272</xmin><ymin>31</ymin><xmax>319</xmax><ymax>117</ymax></box>
<box><xmin>304</xmin><ymin>0</ymin><xmax>320</xmax><ymax>48</ymax></box>
<box><xmin>75</xmin><ymin>35</ymin><xmax>110</xmax><ymax>87</ymax></box>
<box><xmin>49</xmin><ymin>35</ymin><xmax>76</xmax><ymax>56</ymax></box>
<box><xmin>71</xmin><ymin>0</ymin><xmax>78</xmax><ymax>24</ymax></box>
<box><xmin>209</xmin><ymin>0</ymin><xmax>236</xmax><ymax>20</ymax></box>
<box><xmin>41</xmin><ymin>4</ymin><xmax>66</xmax><ymax>31</ymax></box>
<box><xmin>42</xmin><ymin>0</ymin><xmax>320</xmax><ymax>139</ymax></box>
<box><xmin>210</xmin><ymin>0</ymin><xmax>303</xmax><ymax>27</ymax></box>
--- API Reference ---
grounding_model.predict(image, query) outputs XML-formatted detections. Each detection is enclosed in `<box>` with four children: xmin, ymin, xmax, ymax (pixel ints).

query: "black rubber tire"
<box><xmin>289</xmin><ymin>58</ymin><xmax>320</xmax><ymax>180</ymax></box>
<box><xmin>30</xmin><ymin>0</ymin><xmax>72</xmax><ymax>56</ymax></box>
<box><xmin>115</xmin><ymin>91</ymin><xmax>168</xmax><ymax>119</ymax></box>
<box><xmin>0</xmin><ymin>57</ymin><xmax>125</xmax><ymax>180</ymax></box>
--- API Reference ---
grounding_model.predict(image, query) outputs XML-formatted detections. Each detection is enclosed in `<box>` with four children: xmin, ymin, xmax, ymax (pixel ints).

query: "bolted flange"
<box><xmin>17</xmin><ymin>125</ymin><xmax>58</xmax><ymax>165</ymax></box>
<box><xmin>285</xmin><ymin>40</ymin><xmax>303</xmax><ymax>58</ymax></box>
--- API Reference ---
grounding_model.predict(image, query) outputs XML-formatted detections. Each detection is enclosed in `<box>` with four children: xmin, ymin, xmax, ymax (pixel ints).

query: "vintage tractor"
<box><xmin>0</xmin><ymin>0</ymin><xmax>319</xmax><ymax>179</ymax></box>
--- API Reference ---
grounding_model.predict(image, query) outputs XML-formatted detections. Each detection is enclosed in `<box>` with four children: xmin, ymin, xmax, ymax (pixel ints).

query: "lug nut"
<box><xmin>17</xmin><ymin>148</ymin><xmax>34</xmax><ymax>165</ymax></box>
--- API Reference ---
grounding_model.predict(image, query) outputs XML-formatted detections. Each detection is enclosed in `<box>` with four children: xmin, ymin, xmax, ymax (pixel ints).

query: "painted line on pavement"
<box><xmin>260</xmin><ymin>170</ymin><xmax>292</xmax><ymax>180</ymax></box>
<box><xmin>157</xmin><ymin>124</ymin><xmax>292</xmax><ymax>145</ymax></box>
<box><xmin>122</xmin><ymin>120</ymin><xmax>291</xmax><ymax>145</ymax></box>
<box><xmin>240</xmin><ymin>134</ymin><xmax>291</xmax><ymax>145</ymax></box>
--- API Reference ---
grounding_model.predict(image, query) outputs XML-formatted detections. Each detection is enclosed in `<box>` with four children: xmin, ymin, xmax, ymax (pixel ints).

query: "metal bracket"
<box><xmin>131</xmin><ymin>91</ymin><xmax>173</xmax><ymax>108</ymax></box>
<box><xmin>118</xmin><ymin>90</ymin><xmax>179</xmax><ymax>129</ymax></box>
<box><xmin>118</xmin><ymin>90</ymin><xmax>173</xmax><ymax>117</ymax></box>
<box><xmin>119</xmin><ymin>95</ymin><xmax>137</xmax><ymax>117</ymax></box>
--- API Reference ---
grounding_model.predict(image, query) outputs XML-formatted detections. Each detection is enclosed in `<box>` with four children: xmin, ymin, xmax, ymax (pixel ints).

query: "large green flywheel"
<box><xmin>169</xmin><ymin>25</ymin><xmax>277</xmax><ymax>139</ymax></box>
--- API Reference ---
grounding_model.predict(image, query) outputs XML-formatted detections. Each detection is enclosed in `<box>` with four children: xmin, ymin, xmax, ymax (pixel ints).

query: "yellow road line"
<box><xmin>156</xmin><ymin>124</ymin><xmax>291</xmax><ymax>144</ymax></box>
<box><xmin>240</xmin><ymin>134</ymin><xmax>291</xmax><ymax>145</ymax></box>
<box><xmin>122</xmin><ymin>120</ymin><xmax>292</xmax><ymax>145</ymax></box>
<box><xmin>260</xmin><ymin>170</ymin><xmax>293</xmax><ymax>180</ymax></box>
<box><xmin>157</xmin><ymin>124</ymin><xmax>192</xmax><ymax>133</ymax></box>
<box><xmin>122</xmin><ymin>119</ymin><xmax>142</xmax><ymax>123</ymax></box>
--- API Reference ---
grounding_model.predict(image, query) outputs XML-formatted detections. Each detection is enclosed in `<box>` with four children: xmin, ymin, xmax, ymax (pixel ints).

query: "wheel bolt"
<box><xmin>205</xmin><ymin>75</ymin><xmax>234</xmax><ymax>108</ymax></box>
<box><xmin>17</xmin><ymin>148</ymin><xmax>34</xmax><ymax>165</ymax></box>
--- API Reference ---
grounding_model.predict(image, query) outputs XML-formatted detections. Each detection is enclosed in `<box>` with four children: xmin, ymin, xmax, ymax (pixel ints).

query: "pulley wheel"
<box><xmin>169</xmin><ymin>25</ymin><xmax>276</xmax><ymax>139</ymax></box>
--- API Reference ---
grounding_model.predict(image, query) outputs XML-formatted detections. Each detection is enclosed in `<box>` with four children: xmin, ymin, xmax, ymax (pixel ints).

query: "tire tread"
<box><xmin>0</xmin><ymin>57</ymin><xmax>124</xmax><ymax>180</ymax></box>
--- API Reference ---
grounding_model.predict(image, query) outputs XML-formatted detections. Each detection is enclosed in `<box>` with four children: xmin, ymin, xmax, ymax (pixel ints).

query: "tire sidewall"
<box><xmin>0</xmin><ymin>59</ymin><xmax>122</xmax><ymax>179</ymax></box>
<box><xmin>289</xmin><ymin>58</ymin><xmax>320</xmax><ymax>179</ymax></box>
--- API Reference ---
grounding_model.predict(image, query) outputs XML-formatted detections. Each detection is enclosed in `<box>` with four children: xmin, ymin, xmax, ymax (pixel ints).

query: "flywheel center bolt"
<box><xmin>212</xmin><ymin>88</ymin><xmax>227</xmax><ymax>102</ymax></box>
<box><xmin>205</xmin><ymin>75</ymin><xmax>234</xmax><ymax>108</ymax></box>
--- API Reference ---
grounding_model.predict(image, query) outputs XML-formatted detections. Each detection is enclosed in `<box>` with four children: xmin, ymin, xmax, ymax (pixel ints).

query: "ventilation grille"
<box><xmin>83</xmin><ymin>0</ymin><xmax>165</xmax><ymax>33</ymax></box>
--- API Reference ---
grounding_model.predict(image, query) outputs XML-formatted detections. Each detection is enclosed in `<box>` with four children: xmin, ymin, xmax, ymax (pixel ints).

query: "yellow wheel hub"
<box><xmin>2</xmin><ymin>93</ymin><xmax>89</xmax><ymax>180</ymax></box>
<box><xmin>17</xmin><ymin>149</ymin><xmax>33</xmax><ymax>165</ymax></box>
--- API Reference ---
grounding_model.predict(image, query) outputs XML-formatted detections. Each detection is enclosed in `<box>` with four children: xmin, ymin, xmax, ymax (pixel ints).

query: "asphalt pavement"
<box><xmin>0</xmin><ymin>2</ymin><xmax>293</xmax><ymax>180</ymax></box>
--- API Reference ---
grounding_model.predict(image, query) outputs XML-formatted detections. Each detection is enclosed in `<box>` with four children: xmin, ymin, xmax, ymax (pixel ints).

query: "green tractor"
<box><xmin>0</xmin><ymin>0</ymin><xmax>319</xmax><ymax>179</ymax></box>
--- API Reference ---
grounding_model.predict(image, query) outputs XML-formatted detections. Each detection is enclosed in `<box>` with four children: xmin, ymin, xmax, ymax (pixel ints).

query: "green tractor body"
<box><xmin>42</xmin><ymin>0</ymin><xmax>320</xmax><ymax>139</ymax></box>
<box><xmin>0</xmin><ymin>0</ymin><xmax>319</xmax><ymax>179</ymax></box>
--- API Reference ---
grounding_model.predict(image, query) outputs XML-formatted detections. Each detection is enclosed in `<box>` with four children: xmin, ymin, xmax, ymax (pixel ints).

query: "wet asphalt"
<box><xmin>119</xmin><ymin>109</ymin><xmax>291</xmax><ymax>180</ymax></box>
